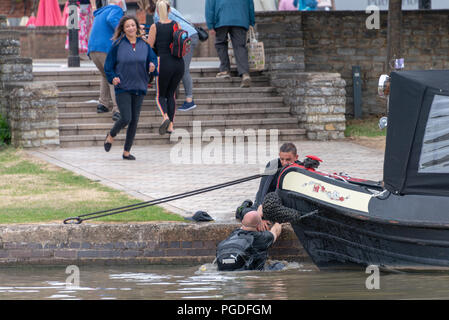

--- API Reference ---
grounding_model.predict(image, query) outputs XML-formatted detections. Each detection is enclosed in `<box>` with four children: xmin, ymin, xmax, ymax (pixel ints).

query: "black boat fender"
<box><xmin>262</xmin><ymin>192</ymin><xmax>318</xmax><ymax>224</ymax></box>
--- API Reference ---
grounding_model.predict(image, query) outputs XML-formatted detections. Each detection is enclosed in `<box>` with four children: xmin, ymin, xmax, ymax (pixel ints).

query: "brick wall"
<box><xmin>0</xmin><ymin>223</ymin><xmax>309</xmax><ymax>265</ymax></box>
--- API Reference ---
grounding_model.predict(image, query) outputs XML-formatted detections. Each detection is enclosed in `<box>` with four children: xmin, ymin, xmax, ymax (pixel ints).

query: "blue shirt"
<box><xmin>87</xmin><ymin>5</ymin><xmax>124</xmax><ymax>55</ymax></box>
<box><xmin>154</xmin><ymin>7</ymin><xmax>197</xmax><ymax>37</ymax></box>
<box><xmin>104</xmin><ymin>37</ymin><xmax>158</xmax><ymax>96</ymax></box>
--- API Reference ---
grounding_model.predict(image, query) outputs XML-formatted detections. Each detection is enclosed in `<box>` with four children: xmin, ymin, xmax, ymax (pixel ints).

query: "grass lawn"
<box><xmin>344</xmin><ymin>116</ymin><xmax>387</xmax><ymax>151</ymax></box>
<box><xmin>345</xmin><ymin>116</ymin><xmax>387</xmax><ymax>138</ymax></box>
<box><xmin>0</xmin><ymin>147</ymin><xmax>185</xmax><ymax>224</ymax></box>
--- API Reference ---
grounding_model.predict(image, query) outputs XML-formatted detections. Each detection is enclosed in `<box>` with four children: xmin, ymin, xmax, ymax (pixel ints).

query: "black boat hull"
<box><xmin>277</xmin><ymin>167</ymin><xmax>449</xmax><ymax>271</ymax></box>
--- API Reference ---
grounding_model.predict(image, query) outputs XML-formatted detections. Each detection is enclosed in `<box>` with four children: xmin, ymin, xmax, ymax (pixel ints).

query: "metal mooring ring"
<box><xmin>63</xmin><ymin>217</ymin><xmax>83</xmax><ymax>225</ymax></box>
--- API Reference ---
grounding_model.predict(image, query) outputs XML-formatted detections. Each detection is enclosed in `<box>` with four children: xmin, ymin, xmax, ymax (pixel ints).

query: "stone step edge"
<box><xmin>58</xmin><ymin>87</ymin><xmax>277</xmax><ymax>96</ymax></box>
<box><xmin>32</xmin><ymin>67</ymin><xmax>263</xmax><ymax>76</ymax></box>
<box><xmin>59</xmin><ymin>107</ymin><xmax>292</xmax><ymax>119</ymax></box>
<box><xmin>58</xmin><ymin>96</ymin><xmax>284</xmax><ymax>106</ymax></box>
<box><xmin>60</xmin><ymin>129</ymin><xmax>307</xmax><ymax>142</ymax></box>
<box><xmin>45</xmin><ymin>77</ymin><xmax>271</xmax><ymax>86</ymax></box>
<box><xmin>59</xmin><ymin>118</ymin><xmax>299</xmax><ymax>130</ymax></box>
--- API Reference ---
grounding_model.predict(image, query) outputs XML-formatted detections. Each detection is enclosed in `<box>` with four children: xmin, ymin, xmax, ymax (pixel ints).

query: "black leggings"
<box><xmin>156</xmin><ymin>54</ymin><xmax>184</xmax><ymax>122</ymax></box>
<box><xmin>110</xmin><ymin>92</ymin><xmax>144</xmax><ymax>152</ymax></box>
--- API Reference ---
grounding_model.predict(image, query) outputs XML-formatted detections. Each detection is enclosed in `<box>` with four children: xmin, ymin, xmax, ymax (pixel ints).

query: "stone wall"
<box><xmin>301</xmin><ymin>10</ymin><xmax>449</xmax><ymax>116</ymax></box>
<box><xmin>256</xmin><ymin>12</ymin><xmax>346</xmax><ymax>140</ymax></box>
<box><xmin>0</xmin><ymin>14</ymin><xmax>60</xmax><ymax>148</ymax></box>
<box><xmin>0</xmin><ymin>223</ymin><xmax>309</xmax><ymax>266</ymax></box>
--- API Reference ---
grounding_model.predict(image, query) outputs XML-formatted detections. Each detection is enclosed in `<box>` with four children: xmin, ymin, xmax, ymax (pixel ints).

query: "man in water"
<box><xmin>216</xmin><ymin>210</ymin><xmax>282</xmax><ymax>271</ymax></box>
<box><xmin>236</xmin><ymin>142</ymin><xmax>302</xmax><ymax>230</ymax></box>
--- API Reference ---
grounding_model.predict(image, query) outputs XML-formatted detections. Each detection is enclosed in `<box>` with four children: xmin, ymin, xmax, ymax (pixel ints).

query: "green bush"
<box><xmin>0</xmin><ymin>114</ymin><xmax>11</xmax><ymax>146</ymax></box>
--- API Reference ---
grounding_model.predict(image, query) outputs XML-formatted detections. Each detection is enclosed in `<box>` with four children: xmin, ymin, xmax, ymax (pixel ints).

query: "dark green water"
<box><xmin>1</xmin><ymin>262</ymin><xmax>449</xmax><ymax>300</ymax></box>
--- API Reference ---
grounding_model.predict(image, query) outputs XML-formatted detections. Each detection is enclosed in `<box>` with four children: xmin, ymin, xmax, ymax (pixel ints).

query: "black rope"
<box><xmin>63</xmin><ymin>174</ymin><xmax>262</xmax><ymax>224</ymax></box>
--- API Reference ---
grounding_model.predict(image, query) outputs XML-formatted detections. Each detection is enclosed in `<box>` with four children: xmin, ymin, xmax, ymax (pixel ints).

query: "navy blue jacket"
<box><xmin>104</xmin><ymin>36</ymin><xmax>158</xmax><ymax>96</ymax></box>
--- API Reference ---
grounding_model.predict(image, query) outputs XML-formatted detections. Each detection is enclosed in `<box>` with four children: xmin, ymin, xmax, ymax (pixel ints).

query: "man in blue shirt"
<box><xmin>87</xmin><ymin>0</ymin><xmax>124</xmax><ymax>121</ymax></box>
<box><xmin>205</xmin><ymin>0</ymin><xmax>255</xmax><ymax>88</ymax></box>
<box><xmin>153</xmin><ymin>5</ymin><xmax>199</xmax><ymax>111</ymax></box>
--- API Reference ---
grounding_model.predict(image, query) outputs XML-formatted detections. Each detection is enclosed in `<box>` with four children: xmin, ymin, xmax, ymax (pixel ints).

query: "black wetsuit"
<box><xmin>154</xmin><ymin>21</ymin><xmax>185</xmax><ymax>122</ymax></box>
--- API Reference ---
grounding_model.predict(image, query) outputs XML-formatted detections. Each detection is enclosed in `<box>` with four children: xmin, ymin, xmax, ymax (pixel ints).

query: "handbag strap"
<box><xmin>247</xmin><ymin>26</ymin><xmax>257</xmax><ymax>43</ymax></box>
<box><xmin>170</xmin><ymin>10</ymin><xmax>194</xmax><ymax>28</ymax></box>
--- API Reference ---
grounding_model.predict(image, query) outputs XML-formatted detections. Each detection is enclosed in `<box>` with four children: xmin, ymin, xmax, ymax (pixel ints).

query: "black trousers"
<box><xmin>110</xmin><ymin>92</ymin><xmax>144</xmax><ymax>152</ymax></box>
<box><xmin>156</xmin><ymin>54</ymin><xmax>184</xmax><ymax>122</ymax></box>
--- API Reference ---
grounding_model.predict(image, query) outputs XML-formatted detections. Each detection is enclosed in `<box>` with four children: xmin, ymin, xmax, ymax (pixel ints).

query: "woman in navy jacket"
<box><xmin>104</xmin><ymin>15</ymin><xmax>158</xmax><ymax>160</ymax></box>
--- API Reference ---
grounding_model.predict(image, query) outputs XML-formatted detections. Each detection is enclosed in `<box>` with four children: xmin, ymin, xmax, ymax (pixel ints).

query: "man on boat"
<box><xmin>216</xmin><ymin>210</ymin><xmax>282</xmax><ymax>271</ymax></box>
<box><xmin>236</xmin><ymin>142</ymin><xmax>302</xmax><ymax>230</ymax></box>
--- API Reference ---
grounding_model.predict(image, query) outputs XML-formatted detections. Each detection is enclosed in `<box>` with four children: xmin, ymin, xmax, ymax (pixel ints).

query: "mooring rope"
<box><xmin>63</xmin><ymin>174</ymin><xmax>263</xmax><ymax>224</ymax></box>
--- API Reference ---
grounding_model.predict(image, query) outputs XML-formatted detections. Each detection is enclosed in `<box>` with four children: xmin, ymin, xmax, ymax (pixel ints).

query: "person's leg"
<box><xmin>229</xmin><ymin>26</ymin><xmax>250</xmax><ymax>76</ymax></box>
<box><xmin>214</xmin><ymin>26</ymin><xmax>231</xmax><ymax>76</ymax></box>
<box><xmin>182</xmin><ymin>34</ymin><xmax>198</xmax><ymax>102</ymax></box>
<box><xmin>123</xmin><ymin>93</ymin><xmax>144</xmax><ymax>154</ymax></box>
<box><xmin>166</xmin><ymin>62</ymin><xmax>184</xmax><ymax>126</ymax></box>
<box><xmin>90</xmin><ymin>51</ymin><xmax>111</xmax><ymax>111</ymax></box>
<box><xmin>90</xmin><ymin>51</ymin><xmax>119</xmax><ymax>114</ymax></box>
<box><xmin>155</xmin><ymin>57</ymin><xmax>170</xmax><ymax>120</ymax></box>
<box><xmin>109</xmin><ymin>92</ymin><xmax>132</xmax><ymax>140</ymax></box>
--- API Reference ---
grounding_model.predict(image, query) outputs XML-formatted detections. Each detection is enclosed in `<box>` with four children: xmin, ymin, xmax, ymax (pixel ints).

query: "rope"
<box><xmin>63</xmin><ymin>174</ymin><xmax>262</xmax><ymax>224</ymax></box>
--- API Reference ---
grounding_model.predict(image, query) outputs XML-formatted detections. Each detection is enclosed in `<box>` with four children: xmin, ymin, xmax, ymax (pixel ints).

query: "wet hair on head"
<box><xmin>112</xmin><ymin>15</ymin><xmax>142</xmax><ymax>41</ymax></box>
<box><xmin>279</xmin><ymin>142</ymin><xmax>297</xmax><ymax>156</ymax></box>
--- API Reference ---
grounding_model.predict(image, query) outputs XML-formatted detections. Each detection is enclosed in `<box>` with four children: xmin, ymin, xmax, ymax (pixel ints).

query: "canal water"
<box><xmin>1</xmin><ymin>262</ymin><xmax>449</xmax><ymax>300</ymax></box>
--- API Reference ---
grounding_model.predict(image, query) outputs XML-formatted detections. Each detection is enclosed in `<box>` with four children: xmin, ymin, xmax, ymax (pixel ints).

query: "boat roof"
<box><xmin>383</xmin><ymin>70</ymin><xmax>449</xmax><ymax>196</ymax></box>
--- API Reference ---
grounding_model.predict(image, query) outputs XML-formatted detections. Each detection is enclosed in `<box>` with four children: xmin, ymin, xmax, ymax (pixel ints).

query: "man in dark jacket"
<box><xmin>205</xmin><ymin>0</ymin><xmax>255</xmax><ymax>88</ymax></box>
<box><xmin>236</xmin><ymin>142</ymin><xmax>302</xmax><ymax>230</ymax></box>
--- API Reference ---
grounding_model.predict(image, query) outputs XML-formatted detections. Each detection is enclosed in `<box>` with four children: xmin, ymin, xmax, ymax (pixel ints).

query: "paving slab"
<box><xmin>28</xmin><ymin>140</ymin><xmax>384</xmax><ymax>223</ymax></box>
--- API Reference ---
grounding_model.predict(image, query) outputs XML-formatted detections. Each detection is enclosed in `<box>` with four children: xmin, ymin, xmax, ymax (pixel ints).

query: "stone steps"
<box><xmin>57</xmin><ymin>96</ymin><xmax>286</xmax><ymax>113</ymax></box>
<box><xmin>57</xmin><ymin>86</ymin><xmax>278</xmax><ymax>102</ymax></box>
<box><xmin>52</xmin><ymin>76</ymin><xmax>271</xmax><ymax>91</ymax></box>
<box><xmin>59</xmin><ymin>128</ymin><xmax>307</xmax><ymax>148</ymax></box>
<box><xmin>59</xmin><ymin>117</ymin><xmax>299</xmax><ymax>136</ymax></box>
<box><xmin>58</xmin><ymin>107</ymin><xmax>292</xmax><ymax>124</ymax></box>
<box><xmin>32</xmin><ymin>65</ymin><xmax>307</xmax><ymax>147</ymax></box>
<box><xmin>32</xmin><ymin>67</ymin><xmax>253</xmax><ymax>81</ymax></box>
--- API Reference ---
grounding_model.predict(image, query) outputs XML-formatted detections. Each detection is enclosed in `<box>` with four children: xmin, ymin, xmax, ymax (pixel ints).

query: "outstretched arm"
<box><xmin>269</xmin><ymin>223</ymin><xmax>282</xmax><ymax>242</ymax></box>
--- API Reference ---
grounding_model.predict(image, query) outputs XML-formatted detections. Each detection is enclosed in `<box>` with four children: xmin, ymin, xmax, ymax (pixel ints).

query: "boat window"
<box><xmin>419</xmin><ymin>94</ymin><xmax>449</xmax><ymax>173</ymax></box>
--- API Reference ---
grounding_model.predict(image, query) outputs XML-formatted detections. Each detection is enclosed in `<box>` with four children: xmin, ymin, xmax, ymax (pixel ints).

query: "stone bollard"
<box><xmin>271</xmin><ymin>72</ymin><xmax>346</xmax><ymax>141</ymax></box>
<box><xmin>6</xmin><ymin>82</ymin><xmax>60</xmax><ymax>148</ymax></box>
<box><xmin>0</xmin><ymin>14</ymin><xmax>60</xmax><ymax>148</ymax></box>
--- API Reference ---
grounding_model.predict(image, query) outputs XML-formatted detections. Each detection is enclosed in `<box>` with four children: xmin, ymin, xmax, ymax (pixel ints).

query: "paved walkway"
<box><xmin>28</xmin><ymin>141</ymin><xmax>384</xmax><ymax>222</ymax></box>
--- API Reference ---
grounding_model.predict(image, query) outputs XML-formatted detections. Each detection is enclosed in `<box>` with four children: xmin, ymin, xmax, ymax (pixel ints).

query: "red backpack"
<box><xmin>170</xmin><ymin>23</ymin><xmax>191</xmax><ymax>58</ymax></box>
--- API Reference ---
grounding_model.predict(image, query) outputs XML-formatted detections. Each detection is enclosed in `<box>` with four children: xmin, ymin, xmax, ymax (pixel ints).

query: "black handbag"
<box><xmin>195</xmin><ymin>26</ymin><xmax>209</xmax><ymax>42</ymax></box>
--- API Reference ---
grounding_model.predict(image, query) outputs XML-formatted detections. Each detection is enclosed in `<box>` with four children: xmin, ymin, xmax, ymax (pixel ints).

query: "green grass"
<box><xmin>0</xmin><ymin>147</ymin><xmax>185</xmax><ymax>224</ymax></box>
<box><xmin>345</xmin><ymin>117</ymin><xmax>387</xmax><ymax>138</ymax></box>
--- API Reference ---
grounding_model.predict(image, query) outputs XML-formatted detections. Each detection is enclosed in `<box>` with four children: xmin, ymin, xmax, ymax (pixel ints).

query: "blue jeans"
<box><xmin>182</xmin><ymin>33</ymin><xmax>199</xmax><ymax>99</ymax></box>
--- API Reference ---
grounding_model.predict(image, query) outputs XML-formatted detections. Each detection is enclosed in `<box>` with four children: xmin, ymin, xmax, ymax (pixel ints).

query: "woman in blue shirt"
<box><xmin>104</xmin><ymin>15</ymin><xmax>158</xmax><ymax>160</ymax></box>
